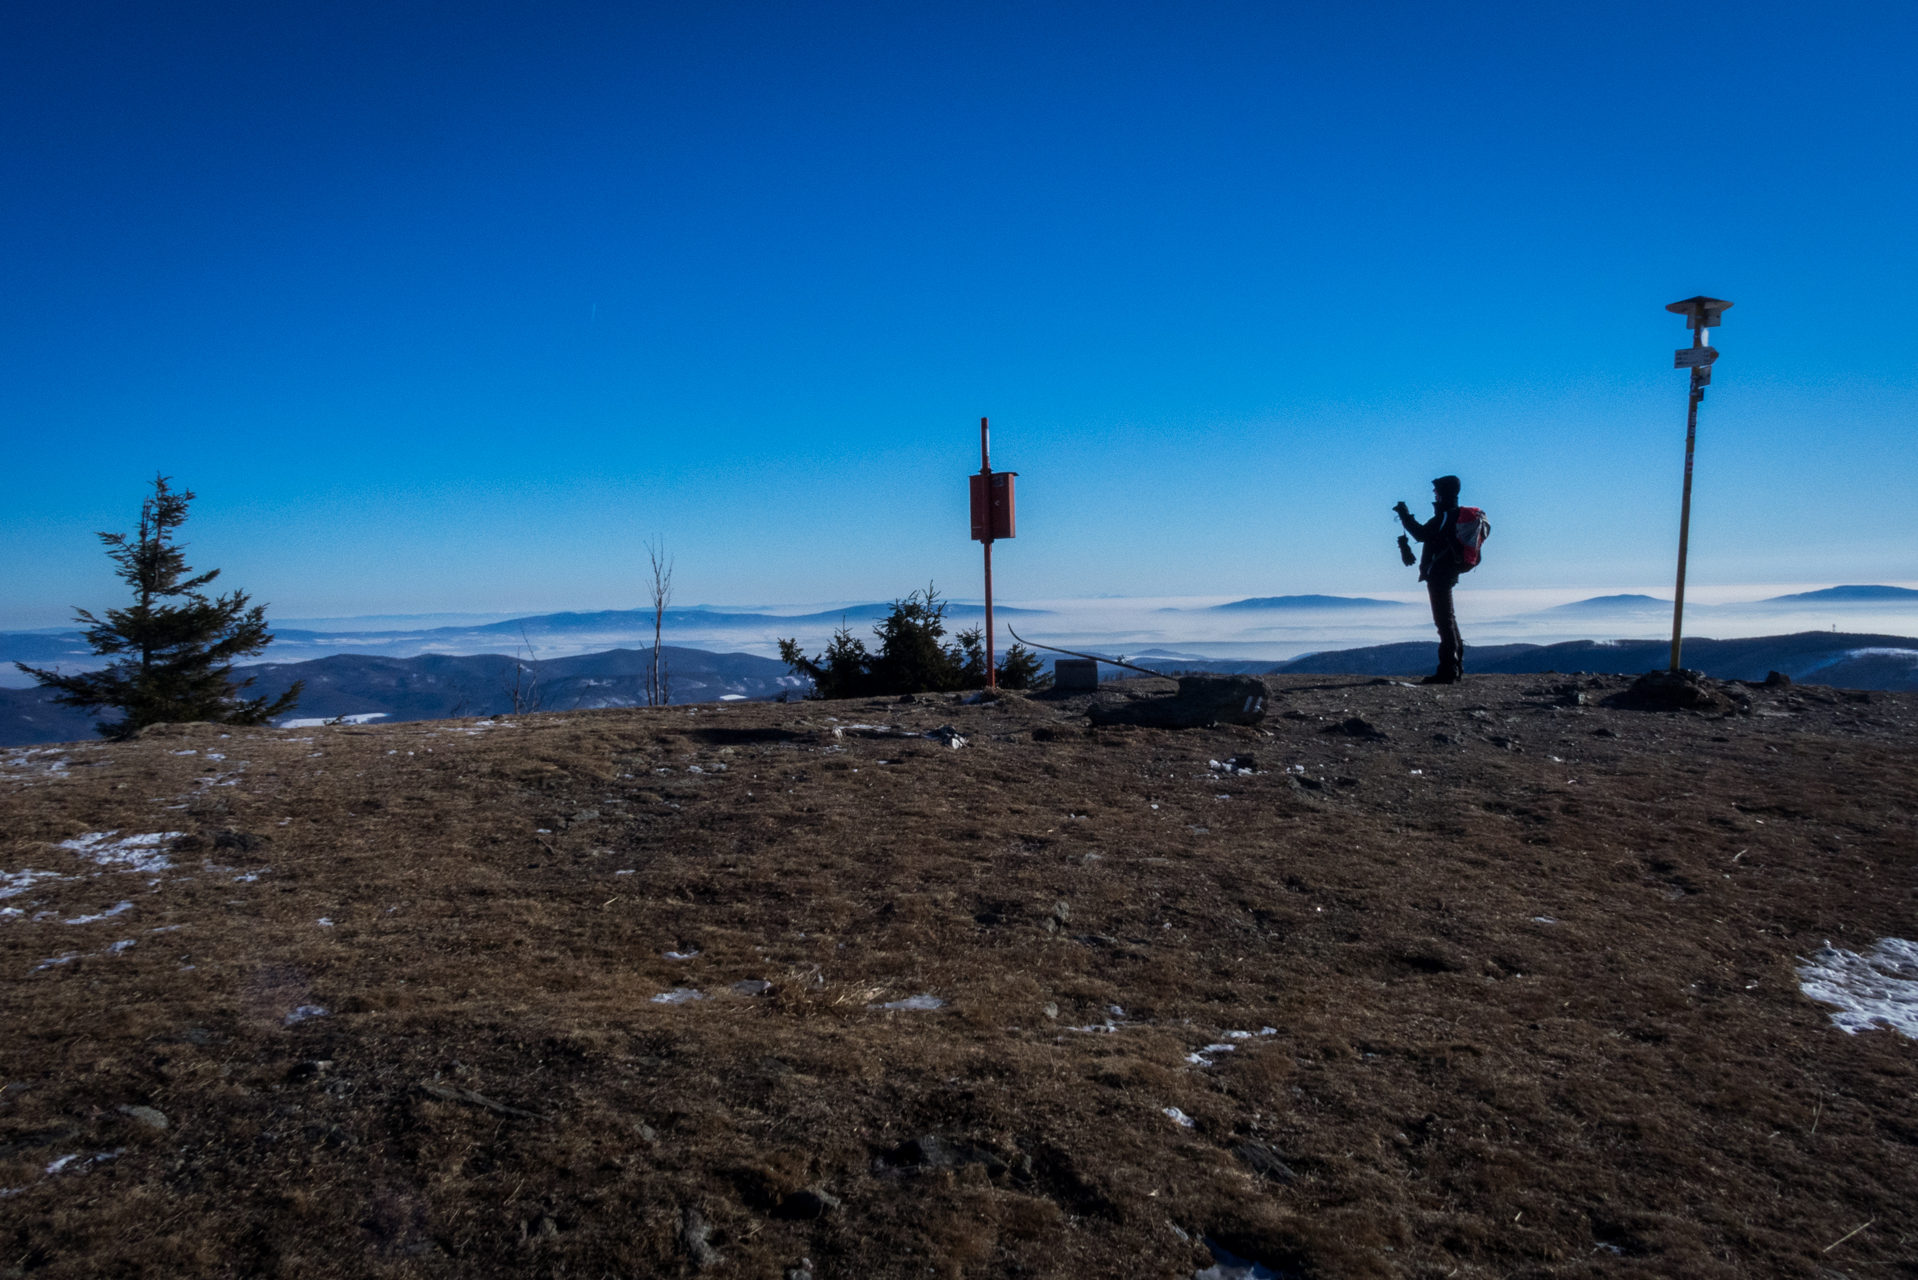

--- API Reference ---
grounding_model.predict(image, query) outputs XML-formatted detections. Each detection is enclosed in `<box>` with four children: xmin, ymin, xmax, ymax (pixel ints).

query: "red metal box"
<box><xmin>969</xmin><ymin>471</ymin><xmax>1017</xmax><ymax>542</ymax></box>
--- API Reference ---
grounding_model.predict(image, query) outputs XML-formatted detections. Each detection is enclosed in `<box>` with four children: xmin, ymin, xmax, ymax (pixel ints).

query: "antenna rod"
<box><xmin>1007</xmin><ymin>625</ymin><xmax>1168</xmax><ymax>681</ymax></box>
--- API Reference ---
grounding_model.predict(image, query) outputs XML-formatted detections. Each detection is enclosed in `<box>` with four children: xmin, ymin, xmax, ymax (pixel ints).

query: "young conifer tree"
<box><xmin>777</xmin><ymin>582</ymin><xmax>1051</xmax><ymax>698</ymax></box>
<box><xmin>16</xmin><ymin>476</ymin><xmax>302</xmax><ymax>739</ymax></box>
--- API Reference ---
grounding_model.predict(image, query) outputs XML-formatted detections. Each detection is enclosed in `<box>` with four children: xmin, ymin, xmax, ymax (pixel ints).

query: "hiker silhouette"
<box><xmin>1395</xmin><ymin>475</ymin><xmax>1466</xmax><ymax>684</ymax></box>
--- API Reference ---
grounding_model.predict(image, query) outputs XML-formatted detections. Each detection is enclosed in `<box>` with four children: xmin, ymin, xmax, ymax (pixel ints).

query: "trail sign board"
<box><xmin>1674</xmin><ymin>346</ymin><xmax>1719</xmax><ymax>368</ymax></box>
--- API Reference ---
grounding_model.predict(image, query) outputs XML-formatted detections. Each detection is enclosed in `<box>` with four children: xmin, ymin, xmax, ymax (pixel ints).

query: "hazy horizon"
<box><xmin>10</xmin><ymin>581</ymin><xmax>1918</xmax><ymax>691</ymax></box>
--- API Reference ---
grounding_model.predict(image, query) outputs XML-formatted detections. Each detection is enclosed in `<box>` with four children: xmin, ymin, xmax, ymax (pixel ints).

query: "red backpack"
<box><xmin>1453</xmin><ymin>507</ymin><xmax>1491</xmax><ymax>571</ymax></box>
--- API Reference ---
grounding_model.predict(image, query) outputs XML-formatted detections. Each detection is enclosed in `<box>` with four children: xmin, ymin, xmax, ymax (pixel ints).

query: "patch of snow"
<box><xmin>1163</xmin><ymin>1107</ymin><xmax>1196</xmax><ymax>1128</ymax></box>
<box><xmin>651</xmin><ymin>989</ymin><xmax>705</xmax><ymax>1004</ymax></box>
<box><xmin>718</xmin><ymin>694</ymin><xmax>747</xmax><ymax>701</ymax></box>
<box><xmin>663</xmin><ymin>949</ymin><xmax>701</xmax><ymax>960</ymax></box>
<box><xmin>107</xmin><ymin>940</ymin><xmax>135</xmax><ymax>954</ymax></box>
<box><xmin>64</xmin><ymin>901</ymin><xmax>134</xmax><ymax>924</ymax></box>
<box><xmin>284</xmin><ymin>1005</ymin><xmax>328</xmax><ymax>1026</ymax></box>
<box><xmin>31</xmin><ymin>953</ymin><xmax>81</xmax><ymax>971</ymax></box>
<box><xmin>1</xmin><ymin>869</ymin><xmax>68</xmax><ymax>900</ymax></box>
<box><xmin>59</xmin><ymin>831</ymin><xmax>182</xmax><ymax>874</ymax></box>
<box><xmin>1185</xmin><ymin>1043</ymin><xmax>1239</xmax><ymax>1065</ymax></box>
<box><xmin>875</xmin><ymin>994</ymin><xmax>945</xmax><ymax>1011</ymax></box>
<box><xmin>278</xmin><ymin>712</ymin><xmax>389</xmax><ymax>728</ymax></box>
<box><xmin>1533</xmin><ymin>916</ymin><xmax>1560</xmax><ymax>925</ymax></box>
<box><xmin>1797</xmin><ymin>646</ymin><xmax>1918</xmax><ymax>676</ymax></box>
<box><xmin>614</xmin><ymin>869</ymin><xmax>635</xmax><ymax>875</ymax></box>
<box><xmin>316</xmin><ymin>918</ymin><xmax>334</xmax><ymax>927</ymax></box>
<box><xmin>1798</xmin><ymin>938</ymin><xmax>1918</xmax><ymax>1038</ymax></box>
<box><xmin>1196</xmin><ymin>1238</ymin><xmax>1285</xmax><ymax>1279</ymax></box>
<box><xmin>45</xmin><ymin>1155</ymin><xmax>78</xmax><ymax>1175</ymax></box>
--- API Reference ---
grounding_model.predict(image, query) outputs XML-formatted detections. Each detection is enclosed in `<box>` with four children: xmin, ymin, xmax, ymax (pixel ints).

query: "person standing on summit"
<box><xmin>1395</xmin><ymin>475</ymin><xmax>1470</xmax><ymax>684</ymax></box>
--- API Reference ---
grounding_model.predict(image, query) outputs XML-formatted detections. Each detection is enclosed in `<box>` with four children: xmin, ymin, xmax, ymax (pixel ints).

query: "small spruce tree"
<box><xmin>16</xmin><ymin>476</ymin><xmax>302</xmax><ymax>739</ymax></box>
<box><xmin>778</xmin><ymin>583</ymin><xmax>1051</xmax><ymax>698</ymax></box>
<box><xmin>992</xmin><ymin>640</ymin><xmax>1050</xmax><ymax>691</ymax></box>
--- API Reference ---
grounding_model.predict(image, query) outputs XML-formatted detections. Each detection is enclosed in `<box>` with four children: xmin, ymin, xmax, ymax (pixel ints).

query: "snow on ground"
<box><xmin>1194</xmin><ymin>1240</ymin><xmax>1285</xmax><ymax>1279</ymax></box>
<box><xmin>56</xmin><ymin>831</ymin><xmax>183</xmax><ymax>874</ymax></box>
<box><xmin>1797</xmin><ymin>938</ymin><xmax>1918</xmax><ymax>1038</ymax></box>
<box><xmin>276</xmin><ymin>713</ymin><xmax>390</xmax><ymax>728</ymax></box>
<box><xmin>1</xmin><ymin>869</ymin><xmax>69</xmax><ymax>900</ymax></box>
<box><xmin>63</xmin><ymin>901</ymin><xmax>133</xmax><ymax>924</ymax></box>
<box><xmin>874</xmin><ymin>994</ymin><xmax>944</xmax><ymax>1011</ymax></box>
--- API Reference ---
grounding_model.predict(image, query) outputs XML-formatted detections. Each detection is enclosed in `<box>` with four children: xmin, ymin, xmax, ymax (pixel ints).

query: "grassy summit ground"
<box><xmin>2</xmin><ymin>674</ymin><xmax>1914</xmax><ymax>1279</ymax></box>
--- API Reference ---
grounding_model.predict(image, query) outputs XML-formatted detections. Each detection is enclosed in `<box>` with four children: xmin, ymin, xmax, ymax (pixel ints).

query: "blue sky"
<box><xmin>4</xmin><ymin>1</ymin><xmax>1914</xmax><ymax>629</ymax></box>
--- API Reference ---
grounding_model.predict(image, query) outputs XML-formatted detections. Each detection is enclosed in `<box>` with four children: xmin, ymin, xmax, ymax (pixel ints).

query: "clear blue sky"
<box><xmin>5</xmin><ymin>1</ymin><xmax>1914</xmax><ymax>628</ymax></box>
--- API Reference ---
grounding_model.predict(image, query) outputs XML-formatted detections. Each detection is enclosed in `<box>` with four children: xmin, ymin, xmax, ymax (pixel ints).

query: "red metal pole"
<box><xmin>984</xmin><ymin>541</ymin><xmax>996</xmax><ymax>689</ymax></box>
<box><xmin>980</xmin><ymin>416</ymin><xmax>995</xmax><ymax>689</ymax></box>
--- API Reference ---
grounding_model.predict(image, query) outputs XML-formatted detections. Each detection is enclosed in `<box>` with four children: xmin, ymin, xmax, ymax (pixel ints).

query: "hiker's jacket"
<box><xmin>1399</xmin><ymin>505</ymin><xmax>1462</xmax><ymax>583</ymax></box>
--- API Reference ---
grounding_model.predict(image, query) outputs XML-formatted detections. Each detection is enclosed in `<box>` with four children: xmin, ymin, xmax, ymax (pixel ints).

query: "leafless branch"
<box><xmin>646</xmin><ymin>539</ymin><xmax>673</xmax><ymax>707</ymax></box>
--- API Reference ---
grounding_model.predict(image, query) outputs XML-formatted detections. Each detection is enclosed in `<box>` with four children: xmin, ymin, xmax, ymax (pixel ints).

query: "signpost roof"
<box><xmin>1665</xmin><ymin>296</ymin><xmax>1734</xmax><ymax>327</ymax></box>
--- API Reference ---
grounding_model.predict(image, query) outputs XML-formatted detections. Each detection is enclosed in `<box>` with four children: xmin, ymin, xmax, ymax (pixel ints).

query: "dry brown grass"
<box><xmin>2</xmin><ymin>674</ymin><xmax>1915</xmax><ymax>1278</ymax></box>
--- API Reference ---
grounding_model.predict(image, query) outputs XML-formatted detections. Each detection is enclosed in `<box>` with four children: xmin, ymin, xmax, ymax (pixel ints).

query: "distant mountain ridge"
<box><xmin>1544</xmin><ymin>594</ymin><xmax>1670</xmax><ymax>611</ymax></box>
<box><xmin>0</xmin><ymin>601</ymin><xmax>1056</xmax><ymax>672</ymax></box>
<box><xmin>1761</xmin><ymin>585</ymin><xmax>1918</xmax><ymax>603</ymax></box>
<box><xmin>0</xmin><ymin>645</ymin><xmax>804</xmax><ymax>747</ymax></box>
<box><xmin>1207</xmin><ymin>595</ymin><xmax>1407</xmax><ymax>611</ymax></box>
<box><xmin>1128</xmin><ymin>631</ymin><xmax>1918</xmax><ymax>689</ymax></box>
<box><xmin>378</xmin><ymin>601</ymin><xmax>1053</xmax><ymax>637</ymax></box>
<box><xmin>241</xmin><ymin>646</ymin><xmax>802</xmax><ymax>724</ymax></box>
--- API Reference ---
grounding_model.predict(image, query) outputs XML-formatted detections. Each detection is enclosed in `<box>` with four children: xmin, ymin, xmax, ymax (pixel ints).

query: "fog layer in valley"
<box><xmin>5</xmin><ymin>585</ymin><xmax>1916</xmax><ymax>688</ymax></box>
